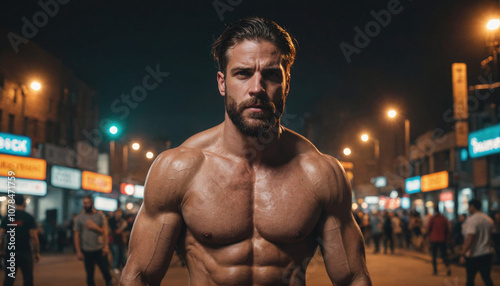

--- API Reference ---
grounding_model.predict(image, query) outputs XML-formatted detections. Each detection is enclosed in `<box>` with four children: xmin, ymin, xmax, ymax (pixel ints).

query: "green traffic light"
<box><xmin>109</xmin><ymin>125</ymin><xmax>118</xmax><ymax>135</ymax></box>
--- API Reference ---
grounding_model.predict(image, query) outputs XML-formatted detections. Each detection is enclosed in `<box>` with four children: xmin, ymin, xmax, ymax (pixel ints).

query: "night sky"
<box><xmin>1</xmin><ymin>0</ymin><xmax>496</xmax><ymax>150</ymax></box>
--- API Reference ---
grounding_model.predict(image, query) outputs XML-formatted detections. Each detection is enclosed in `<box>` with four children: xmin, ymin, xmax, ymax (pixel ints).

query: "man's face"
<box><xmin>217</xmin><ymin>40</ymin><xmax>289</xmax><ymax>137</ymax></box>
<box><xmin>83</xmin><ymin>198</ymin><xmax>93</xmax><ymax>213</ymax></box>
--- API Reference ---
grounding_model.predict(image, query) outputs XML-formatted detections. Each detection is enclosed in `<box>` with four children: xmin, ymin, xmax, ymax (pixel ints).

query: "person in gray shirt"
<box><xmin>460</xmin><ymin>199</ymin><xmax>494</xmax><ymax>286</ymax></box>
<box><xmin>74</xmin><ymin>195</ymin><xmax>112</xmax><ymax>286</ymax></box>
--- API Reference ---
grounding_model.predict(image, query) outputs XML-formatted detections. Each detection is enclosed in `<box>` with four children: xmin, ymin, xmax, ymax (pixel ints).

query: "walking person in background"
<box><xmin>108</xmin><ymin>207</ymin><xmax>128</xmax><ymax>275</ymax></box>
<box><xmin>370</xmin><ymin>210</ymin><xmax>383</xmax><ymax>254</ymax></box>
<box><xmin>392</xmin><ymin>213</ymin><xmax>403</xmax><ymax>248</ymax></box>
<box><xmin>383</xmin><ymin>211</ymin><xmax>394</xmax><ymax>254</ymax></box>
<box><xmin>0</xmin><ymin>194</ymin><xmax>40</xmax><ymax>286</ymax></box>
<box><xmin>427</xmin><ymin>206</ymin><xmax>451</xmax><ymax>276</ymax></box>
<box><xmin>452</xmin><ymin>214</ymin><xmax>466</xmax><ymax>254</ymax></box>
<box><xmin>410</xmin><ymin>211</ymin><xmax>424</xmax><ymax>251</ymax></box>
<box><xmin>492</xmin><ymin>212</ymin><xmax>500</xmax><ymax>264</ymax></box>
<box><xmin>401</xmin><ymin>210</ymin><xmax>411</xmax><ymax>249</ymax></box>
<box><xmin>460</xmin><ymin>199</ymin><xmax>494</xmax><ymax>286</ymax></box>
<box><xmin>74</xmin><ymin>195</ymin><xmax>112</xmax><ymax>286</ymax></box>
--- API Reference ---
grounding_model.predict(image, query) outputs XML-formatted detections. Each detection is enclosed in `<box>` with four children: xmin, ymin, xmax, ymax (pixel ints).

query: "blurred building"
<box><xmin>0</xmin><ymin>26</ymin><xmax>100</xmax><ymax>227</ymax></box>
<box><xmin>0</xmin><ymin>27</ymin><xmax>171</xmax><ymax>229</ymax></box>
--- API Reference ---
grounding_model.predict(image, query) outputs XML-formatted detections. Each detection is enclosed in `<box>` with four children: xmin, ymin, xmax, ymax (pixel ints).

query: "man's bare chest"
<box><xmin>180</xmin><ymin>162</ymin><xmax>323</xmax><ymax>245</ymax></box>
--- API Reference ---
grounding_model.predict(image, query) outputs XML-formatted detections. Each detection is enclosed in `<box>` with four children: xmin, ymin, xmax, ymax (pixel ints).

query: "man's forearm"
<box><xmin>31</xmin><ymin>234</ymin><xmax>40</xmax><ymax>256</ymax></box>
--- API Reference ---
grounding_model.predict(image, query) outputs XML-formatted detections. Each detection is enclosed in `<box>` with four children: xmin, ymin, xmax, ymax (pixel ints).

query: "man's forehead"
<box><xmin>226</xmin><ymin>39</ymin><xmax>283</xmax><ymax>68</ymax></box>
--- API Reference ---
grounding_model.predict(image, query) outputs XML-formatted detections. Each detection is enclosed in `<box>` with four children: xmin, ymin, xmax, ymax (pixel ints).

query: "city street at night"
<box><xmin>3</xmin><ymin>247</ymin><xmax>499</xmax><ymax>285</ymax></box>
<box><xmin>3</xmin><ymin>0</ymin><xmax>500</xmax><ymax>285</ymax></box>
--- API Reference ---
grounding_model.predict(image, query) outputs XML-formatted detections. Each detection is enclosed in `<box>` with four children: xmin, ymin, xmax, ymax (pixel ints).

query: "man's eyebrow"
<box><xmin>230</xmin><ymin>67</ymin><xmax>253</xmax><ymax>73</ymax></box>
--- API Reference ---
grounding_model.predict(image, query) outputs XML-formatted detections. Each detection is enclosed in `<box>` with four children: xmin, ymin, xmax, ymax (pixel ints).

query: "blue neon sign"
<box><xmin>405</xmin><ymin>176</ymin><xmax>421</xmax><ymax>194</ymax></box>
<box><xmin>0</xmin><ymin>132</ymin><xmax>31</xmax><ymax>156</ymax></box>
<box><xmin>469</xmin><ymin>123</ymin><xmax>500</xmax><ymax>158</ymax></box>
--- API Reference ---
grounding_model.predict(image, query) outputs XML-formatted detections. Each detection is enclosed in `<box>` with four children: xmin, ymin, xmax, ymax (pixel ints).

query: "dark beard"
<box><xmin>84</xmin><ymin>206</ymin><xmax>93</xmax><ymax>213</ymax></box>
<box><xmin>225</xmin><ymin>92</ymin><xmax>285</xmax><ymax>137</ymax></box>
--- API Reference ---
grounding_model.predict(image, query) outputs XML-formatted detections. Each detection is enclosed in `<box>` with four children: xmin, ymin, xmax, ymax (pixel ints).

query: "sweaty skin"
<box><xmin>120</xmin><ymin>40</ymin><xmax>371</xmax><ymax>286</ymax></box>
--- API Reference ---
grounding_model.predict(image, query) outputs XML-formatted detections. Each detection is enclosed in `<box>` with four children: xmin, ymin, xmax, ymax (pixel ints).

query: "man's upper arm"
<box><xmin>319</xmin><ymin>156</ymin><xmax>371</xmax><ymax>286</ymax></box>
<box><xmin>121</xmin><ymin>148</ymin><xmax>203</xmax><ymax>286</ymax></box>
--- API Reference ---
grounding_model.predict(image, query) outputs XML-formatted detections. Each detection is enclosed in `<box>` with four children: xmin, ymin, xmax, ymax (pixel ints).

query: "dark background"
<box><xmin>1</xmin><ymin>0</ymin><xmax>495</xmax><ymax>150</ymax></box>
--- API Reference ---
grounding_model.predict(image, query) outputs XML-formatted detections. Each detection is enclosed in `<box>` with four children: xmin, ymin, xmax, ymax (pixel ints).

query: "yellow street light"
<box><xmin>387</xmin><ymin>108</ymin><xmax>411</xmax><ymax>173</ymax></box>
<box><xmin>361</xmin><ymin>134</ymin><xmax>369</xmax><ymax>142</ymax></box>
<box><xmin>387</xmin><ymin>109</ymin><xmax>397</xmax><ymax>118</ymax></box>
<box><xmin>343</xmin><ymin>148</ymin><xmax>352</xmax><ymax>156</ymax></box>
<box><xmin>146</xmin><ymin>151</ymin><xmax>154</xmax><ymax>159</ymax></box>
<box><xmin>487</xmin><ymin>19</ymin><xmax>500</xmax><ymax>30</ymax></box>
<box><xmin>132</xmin><ymin>142</ymin><xmax>140</xmax><ymax>150</ymax></box>
<box><xmin>30</xmin><ymin>81</ymin><xmax>41</xmax><ymax>91</ymax></box>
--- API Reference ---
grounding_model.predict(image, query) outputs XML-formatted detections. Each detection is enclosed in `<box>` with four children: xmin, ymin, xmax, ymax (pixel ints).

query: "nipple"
<box><xmin>202</xmin><ymin>232</ymin><xmax>212</xmax><ymax>239</ymax></box>
<box><xmin>295</xmin><ymin>231</ymin><xmax>303</xmax><ymax>239</ymax></box>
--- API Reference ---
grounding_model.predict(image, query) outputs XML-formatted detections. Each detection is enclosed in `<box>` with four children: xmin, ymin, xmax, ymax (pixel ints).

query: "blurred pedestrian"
<box><xmin>0</xmin><ymin>194</ymin><xmax>40</xmax><ymax>286</ymax></box>
<box><xmin>460</xmin><ymin>199</ymin><xmax>494</xmax><ymax>286</ymax></box>
<box><xmin>383</xmin><ymin>211</ymin><xmax>394</xmax><ymax>254</ymax></box>
<box><xmin>392</xmin><ymin>213</ymin><xmax>403</xmax><ymax>248</ymax></box>
<box><xmin>108</xmin><ymin>208</ymin><xmax>128</xmax><ymax>274</ymax></box>
<box><xmin>427</xmin><ymin>206</ymin><xmax>451</xmax><ymax>276</ymax></box>
<box><xmin>401</xmin><ymin>210</ymin><xmax>411</xmax><ymax>249</ymax></box>
<box><xmin>452</xmin><ymin>214</ymin><xmax>466</xmax><ymax>253</ymax></box>
<box><xmin>410</xmin><ymin>212</ymin><xmax>424</xmax><ymax>251</ymax></box>
<box><xmin>370</xmin><ymin>210</ymin><xmax>383</xmax><ymax>254</ymax></box>
<box><xmin>492</xmin><ymin>212</ymin><xmax>500</xmax><ymax>264</ymax></box>
<box><xmin>74</xmin><ymin>195</ymin><xmax>112</xmax><ymax>286</ymax></box>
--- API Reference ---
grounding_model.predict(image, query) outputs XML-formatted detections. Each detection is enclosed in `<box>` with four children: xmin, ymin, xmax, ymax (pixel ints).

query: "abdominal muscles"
<box><xmin>179</xmin><ymin>229</ymin><xmax>318</xmax><ymax>285</ymax></box>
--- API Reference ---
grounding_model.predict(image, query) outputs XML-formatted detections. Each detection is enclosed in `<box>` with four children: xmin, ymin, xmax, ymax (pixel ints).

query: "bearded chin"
<box><xmin>225</xmin><ymin>94</ymin><xmax>284</xmax><ymax>138</ymax></box>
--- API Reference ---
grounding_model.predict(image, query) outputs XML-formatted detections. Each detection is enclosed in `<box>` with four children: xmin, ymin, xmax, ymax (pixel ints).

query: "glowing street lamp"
<box><xmin>30</xmin><ymin>81</ymin><xmax>41</xmax><ymax>91</ymax></box>
<box><xmin>132</xmin><ymin>142</ymin><xmax>140</xmax><ymax>150</ymax></box>
<box><xmin>387</xmin><ymin>109</ymin><xmax>410</xmax><ymax>174</ymax></box>
<box><xmin>487</xmin><ymin>19</ymin><xmax>500</xmax><ymax>30</ymax></box>
<box><xmin>387</xmin><ymin>109</ymin><xmax>397</xmax><ymax>118</ymax></box>
<box><xmin>146</xmin><ymin>151</ymin><xmax>154</xmax><ymax>159</ymax></box>
<box><xmin>360</xmin><ymin>133</ymin><xmax>380</xmax><ymax>173</ymax></box>
<box><xmin>343</xmin><ymin>148</ymin><xmax>352</xmax><ymax>156</ymax></box>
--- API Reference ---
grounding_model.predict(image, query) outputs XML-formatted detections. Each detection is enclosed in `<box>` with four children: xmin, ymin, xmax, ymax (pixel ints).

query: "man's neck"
<box><xmin>15</xmin><ymin>205</ymin><xmax>25</xmax><ymax>211</ymax></box>
<box><xmin>221</xmin><ymin>116</ymin><xmax>283</xmax><ymax>164</ymax></box>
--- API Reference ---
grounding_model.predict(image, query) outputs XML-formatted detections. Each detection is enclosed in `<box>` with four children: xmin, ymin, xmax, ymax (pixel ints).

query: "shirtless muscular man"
<box><xmin>121</xmin><ymin>17</ymin><xmax>371</xmax><ymax>286</ymax></box>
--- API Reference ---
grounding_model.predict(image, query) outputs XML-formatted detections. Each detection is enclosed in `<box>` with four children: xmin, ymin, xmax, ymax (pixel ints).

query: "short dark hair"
<box><xmin>212</xmin><ymin>17</ymin><xmax>297</xmax><ymax>74</ymax></box>
<box><xmin>15</xmin><ymin>194</ymin><xmax>25</xmax><ymax>206</ymax></box>
<box><xmin>469</xmin><ymin>199</ymin><xmax>481</xmax><ymax>210</ymax></box>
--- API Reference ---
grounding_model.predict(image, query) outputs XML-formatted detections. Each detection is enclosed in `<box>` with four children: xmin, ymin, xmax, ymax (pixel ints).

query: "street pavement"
<box><xmin>2</xmin><ymin>247</ymin><xmax>499</xmax><ymax>285</ymax></box>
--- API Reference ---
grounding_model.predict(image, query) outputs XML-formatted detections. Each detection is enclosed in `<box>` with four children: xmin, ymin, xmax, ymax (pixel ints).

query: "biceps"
<box><xmin>124</xmin><ymin>209</ymin><xmax>183</xmax><ymax>284</ymax></box>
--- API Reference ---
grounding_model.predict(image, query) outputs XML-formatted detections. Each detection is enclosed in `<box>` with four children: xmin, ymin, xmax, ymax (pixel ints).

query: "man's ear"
<box><xmin>217</xmin><ymin>71</ymin><xmax>226</xmax><ymax>97</ymax></box>
<box><xmin>284</xmin><ymin>73</ymin><xmax>291</xmax><ymax>96</ymax></box>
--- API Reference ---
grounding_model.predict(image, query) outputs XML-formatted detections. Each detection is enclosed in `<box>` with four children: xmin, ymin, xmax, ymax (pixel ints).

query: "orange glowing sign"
<box><xmin>0</xmin><ymin>154</ymin><xmax>46</xmax><ymax>180</ymax></box>
<box><xmin>421</xmin><ymin>171</ymin><xmax>449</xmax><ymax>192</ymax></box>
<box><xmin>82</xmin><ymin>171</ymin><xmax>112</xmax><ymax>193</ymax></box>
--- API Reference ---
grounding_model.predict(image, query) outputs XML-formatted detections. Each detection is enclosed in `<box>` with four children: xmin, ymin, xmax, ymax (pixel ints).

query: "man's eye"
<box><xmin>265</xmin><ymin>72</ymin><xmax>281</xmax><ymax>82</ymax></box>
<box><xmin>236</xmin><ymin>71</ymin><xmax>251</xmax><ymax>76</ymax></box>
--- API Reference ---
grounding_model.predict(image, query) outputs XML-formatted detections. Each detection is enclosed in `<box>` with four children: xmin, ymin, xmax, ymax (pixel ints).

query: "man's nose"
<box><xmin>249</xmin><ymin>73</ymin><xmax>266</xmax><ymax>96</ymax></box>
